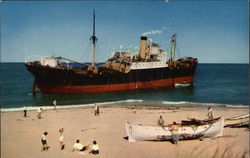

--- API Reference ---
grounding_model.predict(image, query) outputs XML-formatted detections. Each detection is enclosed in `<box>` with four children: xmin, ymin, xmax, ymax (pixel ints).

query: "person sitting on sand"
<box><xmin>72</xmin><ymin>139</ymin><xmax>89</xmax><ymax>152</ymax></box>
<box><xmin>157</xmin><ymin>115</ymin><xmax>164</xmax><ymax>126</ymax></box>
<box><xmin>89</xmin><ymin>140</ymin><xmax>99</xmax><ymax>155</ymax></box>
<box><xmin>207</xmin><ymin>107</ymin><xmax>213</xmax><ymax>119</ymax></box>
<box><xmin>59</xmin><ymin>128</ymin><xmax>64</xmax><ymax>150</ymax></box>
<box><xmin>41</xmin><ymin>132</ymin><xmax>49</xmax><ymax>151</ymax></box>
<box><xmin>170</xmin><ymin>122</ymin><xmax>179</xmax><ymax>144</ymax></box>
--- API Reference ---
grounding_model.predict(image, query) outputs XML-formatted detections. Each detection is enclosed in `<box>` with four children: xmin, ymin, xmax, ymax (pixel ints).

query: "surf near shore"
<box><xmin>1</xmin><ymin>104</ymin><xmax>249</xmax><ymax>158</ymax></box>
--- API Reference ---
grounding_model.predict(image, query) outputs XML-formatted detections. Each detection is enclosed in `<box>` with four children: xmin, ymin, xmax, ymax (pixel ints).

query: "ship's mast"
<box><xmin>170</xmin><ymin>33</ymin><xmax>176</xmax><ymax>67</ymax></box>
<box><xmin>90</xmin><ymin>10</ymin><xmax>97</xmax><ymax>66</ymax></box>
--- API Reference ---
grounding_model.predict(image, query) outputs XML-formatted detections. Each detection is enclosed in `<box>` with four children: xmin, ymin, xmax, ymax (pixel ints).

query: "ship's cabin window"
<box><xmin>150</xmin><ymin>55</ymin><xmax>158</xmax><ymax>60</ymax></box>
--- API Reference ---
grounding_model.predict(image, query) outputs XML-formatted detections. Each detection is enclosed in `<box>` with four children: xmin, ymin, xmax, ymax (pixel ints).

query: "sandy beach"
<box><xmin>1</xmin><ymin>105</ymin><xmax>249</xmax><ymax>158</ymax></box>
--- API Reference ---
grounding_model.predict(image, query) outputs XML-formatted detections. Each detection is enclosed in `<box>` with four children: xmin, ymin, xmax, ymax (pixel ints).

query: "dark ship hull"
<box><xmin>25</xmin><ymin>58</ymin><xmax>197</xmax><ymax>94</ymax></box>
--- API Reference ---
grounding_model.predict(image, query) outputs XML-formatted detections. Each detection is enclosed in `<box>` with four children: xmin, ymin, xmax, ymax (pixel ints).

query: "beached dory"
<box><xmin>125</xmin><ymin>117</ymin><xmax>224</xmax><ymax>142</ymax></box>
<box><xmin>224</xmin><ymin>114</ymin><xmax>249</xmax><ymax>127</ymax></box>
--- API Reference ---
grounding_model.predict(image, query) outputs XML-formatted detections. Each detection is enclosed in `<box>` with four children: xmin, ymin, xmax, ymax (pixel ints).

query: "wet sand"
<box><xmin>1</xmin><ymin>105</ymin><xmax>249</xmax><ymax>158</ymax></box>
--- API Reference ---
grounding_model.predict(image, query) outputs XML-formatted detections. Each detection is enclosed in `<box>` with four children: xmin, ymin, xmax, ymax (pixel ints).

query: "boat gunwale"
<box><xmin>126</xmin><ymin>117</ymin><xmax>222</xmax><ymax>128</ymax></box>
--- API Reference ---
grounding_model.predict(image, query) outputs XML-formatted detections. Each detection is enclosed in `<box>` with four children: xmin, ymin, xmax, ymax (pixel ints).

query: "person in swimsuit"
<box><xmin>170</xmin><ymin>122</ymin><xmax>179</xmax><ymax>144</ymax></box>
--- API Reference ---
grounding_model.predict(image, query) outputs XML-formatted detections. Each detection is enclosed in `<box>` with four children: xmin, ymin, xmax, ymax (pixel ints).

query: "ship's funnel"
<box><xmin>139</xmin><ymin>36</ymin><xmax>147</xmax><ymax>60</ymax></box>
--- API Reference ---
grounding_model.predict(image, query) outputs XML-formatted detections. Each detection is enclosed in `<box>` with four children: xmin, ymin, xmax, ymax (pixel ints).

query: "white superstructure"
<box><xmin>130</xmin><ymin>61</ymin><xmax>168</xmax><ymax>70</ymax></box>
<box><xmin>40</xmin><ymin>57</ymin><xmax>59</xmax><ymax>67</ymax></box>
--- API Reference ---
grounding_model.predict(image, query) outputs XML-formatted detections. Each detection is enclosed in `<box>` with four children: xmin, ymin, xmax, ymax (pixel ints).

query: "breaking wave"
<box><xmin>1</xmin><ymin>100</ymin><xmax>248</xmax><ymax>112</ymax></box>
<box><xmin>175</xmin><ymin>83</ymin><xmax>192</xmax><ymax>87</ymax></box>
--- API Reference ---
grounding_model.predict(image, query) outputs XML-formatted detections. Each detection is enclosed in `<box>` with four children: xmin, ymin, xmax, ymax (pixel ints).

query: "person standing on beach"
<box><xmin>59</xmin><ymin>128</ymin><xmax>64</xmax><ymax>150</ymax></box>
<box><xmin>23</xmin><ymin>106</ymin><xmax>27</xmax><ymax>117</ymax></box>
<box><xmin>41</xmin><ymin>132</ymin><xmax>49</xmax><ymax>151</ymax></box>
<box><xmin>53</xmin><ymin>99</ymin><xmax>57</xmax><ymax>110</ymax></box>
<box><xmin>207</xmin><ymin>107</ymin><xmax>213</xmax><ymax>119</ymax></box>
<box><xmin>94</xmin><ymin>104</ymin><xmax>99</xmax><ymax>116</ymax></box>
<box><xmin>170</xmin><ymin>122</ymin><xmax>179</xmax><ymax>144</ymax></box>
<box><xmin>157</xmin><ymin>115</ymin><xmax>164</xmax><ymax>126</ymax></box>
<box><xmin>37</xmin><ymin>108</ymin><xmax>42</xmax><ymax>119</ymax></box>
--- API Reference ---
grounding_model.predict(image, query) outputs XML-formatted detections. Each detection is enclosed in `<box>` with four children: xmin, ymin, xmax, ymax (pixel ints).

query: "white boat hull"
<box><xmin>125</xmin><ymin>117</ymin><xmax>224</xmax><ymax>142</ymax></box>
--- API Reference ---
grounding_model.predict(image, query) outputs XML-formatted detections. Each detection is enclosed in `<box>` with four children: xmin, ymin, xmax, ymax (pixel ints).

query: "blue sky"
<box><xmin>1</xmin><ymin>1</ymin><xmax>249</xmax><ymax>63</ymax></box>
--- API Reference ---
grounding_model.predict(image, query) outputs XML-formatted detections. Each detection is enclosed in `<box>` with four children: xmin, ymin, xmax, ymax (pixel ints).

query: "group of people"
<box><xmin>23</xmin><ymin>107</ymin><xmax>44</xmax><ymax>119</ymax></box>
<box><xmin>72</xmin><ymin>139</ymin><xmax>99</xmax><ymax>154</ymax></box>
<box><xmin>24</xmin><ymin>102</ymin><xmax>100</xmax><ymax>119</ymax></box>
<box><xmin>157</xmin><ymin>116</ymin><xmax>179</xmax><ymax>144</ymax></box>
<box><xmin>157</xmin><ymin>107</ymin><xmax>214</xmax><ymax>144</ymax></box>
<box><xmin>23</xmin><ymin>99</ymin><xmax>57</xmax><ymax>119</ymax></box>
<box><xmin>41</xmin><ymin>129</ymin><xmax>63</xmax><ymax>151</ymax></box>
<box><xmin>22</xmin><ymin>107</ymin><xmax>40</xmax><ymax>118</ymax></box>
<box><xmin>41</xmin><ymin>128</ymin><xmax>99</xmax><ymax>155</ymax></box>
<box><xmin>22</xmin><ymin>101</ymin><xmax>100</xmax><ymax>154</ymax></box>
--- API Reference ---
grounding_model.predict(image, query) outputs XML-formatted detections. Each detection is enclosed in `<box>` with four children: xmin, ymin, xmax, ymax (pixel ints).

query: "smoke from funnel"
<box><xmin>142</xmin><ymin>30</ymin><xmax>163</xmax><ymax>36</ymax></box>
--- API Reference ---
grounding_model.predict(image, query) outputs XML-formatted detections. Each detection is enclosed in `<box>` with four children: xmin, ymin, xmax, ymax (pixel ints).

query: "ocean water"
<box><xmin>0</xmin><ymin>63</ymin><xmax>249</xmax><ymax>110</ymax></box>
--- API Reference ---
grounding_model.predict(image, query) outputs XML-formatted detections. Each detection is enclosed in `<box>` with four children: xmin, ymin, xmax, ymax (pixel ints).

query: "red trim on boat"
<box><xmin>38</xmin><ymin>76</ymin><xmax>194</xmax><ymax>94</ymax></box>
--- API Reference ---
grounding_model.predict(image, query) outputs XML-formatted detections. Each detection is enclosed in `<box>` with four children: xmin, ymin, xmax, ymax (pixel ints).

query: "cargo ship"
<box><xmin>25</xmin><ymin>11</ymin><xmax>198</xmax><ymax>94</ymax></box>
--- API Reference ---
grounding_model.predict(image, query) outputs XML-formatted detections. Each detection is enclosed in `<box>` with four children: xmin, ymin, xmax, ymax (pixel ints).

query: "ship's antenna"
<box><xmin>170</xmin><ymin>33</ymin><xmax>176</xmax><ymax>67</ymax></box>
<box><xmin>90</xmin><ymin>10</ymin><xmax>98</xmax><ymax>66</ymax></box>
